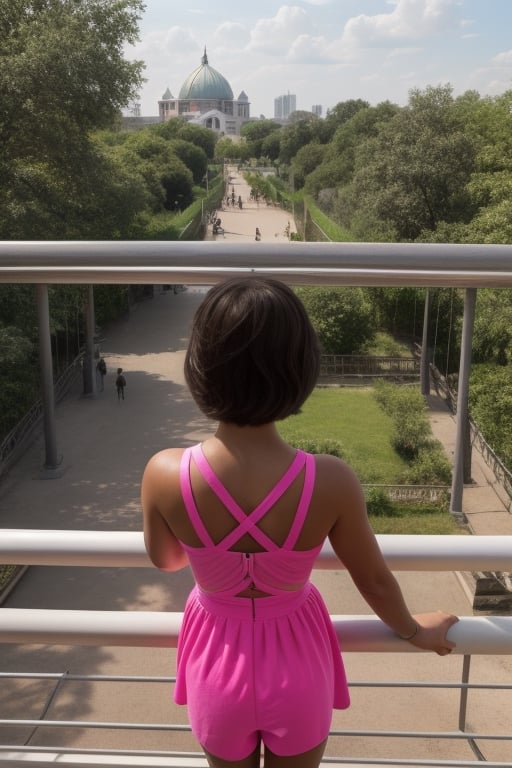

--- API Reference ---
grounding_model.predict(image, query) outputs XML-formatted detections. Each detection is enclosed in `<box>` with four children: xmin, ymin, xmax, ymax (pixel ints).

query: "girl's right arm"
<box><xmin>141</xmin><ymin>450</ymin><xmax>189</xmax><ymax>572</ymax></box>
<box><xmin>321</xmin><ymin>455</ymin><xmax>458</xmax><ymax>655</ymax></box>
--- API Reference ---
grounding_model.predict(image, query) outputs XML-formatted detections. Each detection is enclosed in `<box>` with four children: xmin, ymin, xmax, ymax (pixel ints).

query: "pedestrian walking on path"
<box><xmin>96</xmin><ymin>357</ymin><xmax>107</xmax><ymax>391</ymax></box>
<box><xmin>115</xmin><ymin>368</ymin><xmax>126</xmax><ymax>401</ymax></box>
<box><xmin>141</xmin><ymin>277</ymin><xmax>458</xmax><ymax>768</ymax></box>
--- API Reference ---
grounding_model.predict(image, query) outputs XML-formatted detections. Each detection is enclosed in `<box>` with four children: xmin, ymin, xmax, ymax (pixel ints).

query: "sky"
<box><xmin>127</xmin><ymin>0</ymin><xmax>512</xmax><ymax>118</ymax></box>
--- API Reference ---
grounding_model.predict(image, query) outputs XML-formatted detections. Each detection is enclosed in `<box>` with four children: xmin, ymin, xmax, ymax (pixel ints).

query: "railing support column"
<box><xmin>451</xmin><ymin>287</ymin><xmax>476</xmax><ymax>516</ymax></box>
<box><xmin>82</xmin><ymin>285</ymin><xmax>96</xmax><ymax>397</ymax></box>
<box><xmin>420</xmin><ymin>288</ymin><xmax>431</xmax><ymax>395</ymax></box>
<box><xmin>35</xmin><ymin>284</ymin><xmax>61</xmax><ymax>474</ymax></box>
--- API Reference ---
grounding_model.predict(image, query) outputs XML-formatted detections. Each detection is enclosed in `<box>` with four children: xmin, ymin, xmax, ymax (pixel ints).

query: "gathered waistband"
<box><xmin>194</xmin><ymin>582</ymin><xmax>314</xmax><ymax>621</ymax></box>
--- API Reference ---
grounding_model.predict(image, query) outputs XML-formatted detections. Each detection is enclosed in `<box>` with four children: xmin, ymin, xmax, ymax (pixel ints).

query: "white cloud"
<box><xmin>248</xmin><ymin>6</ymin><xmax>310</xmax><ymax>54</ymax></box>
<box><xmin>341</xmin><ymin>0</ymin><xmax>460</xmax><ymax>48</ymax></box>
<box><xmin>492</xmin><ymin>50</ymin><xmax>512</xmax><ymax>65</ymax></box>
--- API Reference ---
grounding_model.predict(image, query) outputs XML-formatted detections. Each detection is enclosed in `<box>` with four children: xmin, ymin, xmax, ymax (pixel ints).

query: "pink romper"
<box><xmin>175</xmin><ymin>444</ymin><xmax>350</xmax><ymax>760</ymax></box>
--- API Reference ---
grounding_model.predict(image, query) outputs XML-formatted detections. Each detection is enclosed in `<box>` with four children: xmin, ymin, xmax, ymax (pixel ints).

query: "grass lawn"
<box><xmin>278</xmin><ymin>387</ymin><xmax>463</xmax><ymax>535</ymax></box>
<box><xmin>278</xmin><ymin>387</ymin><xmax>408</xmax><ymax>483</ymax></box>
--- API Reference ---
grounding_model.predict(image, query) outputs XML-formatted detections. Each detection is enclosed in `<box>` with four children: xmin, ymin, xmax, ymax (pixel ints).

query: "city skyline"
<box><xmin>127</xmin><ymin>1</ymin><xmax>512</xmax><ymax>118</ymax></box>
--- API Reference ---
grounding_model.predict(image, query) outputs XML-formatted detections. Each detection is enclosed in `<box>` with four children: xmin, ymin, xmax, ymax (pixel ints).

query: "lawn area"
<box><xmin>278</xmin><ymin>387</ymin><xmax>463</xmax><ymax>535</ymax></box>
<box><xmin>278</xmin><ymin>387</ymin><xmax>408</xmax><ymax>484</ymax></box>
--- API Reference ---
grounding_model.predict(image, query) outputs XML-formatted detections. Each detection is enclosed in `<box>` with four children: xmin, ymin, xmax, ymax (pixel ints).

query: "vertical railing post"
<box><xmin>82</xmin><ymin>285</ymin><xmax>96</xmax><ymax>397</ymax></box>
<box><xmin>36</xmin><ymin>284</ymin><xmax>61</xmax><ymax>474</ymax></box>
<box><xmin>450</xmin><ymin>287</ymin><xmax>476</xmax><ymax>516</ymax></box>
<box><xmin>420</xmin><ymin>288</ymin><xmax>431</xmax><ymax>395</ymax></box>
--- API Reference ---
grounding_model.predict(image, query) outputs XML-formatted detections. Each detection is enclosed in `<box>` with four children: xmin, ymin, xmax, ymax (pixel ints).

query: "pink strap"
<box><xmin>282</xmin><ymin>453</ymin><xmax>315</xmax><ymax>549</ymax></box>
<box><xmin>191</xmin><ymin>444</ymin><xmax>307</xmax><ymax>552</ymax></box>
<box><xmin>179</xmin><ymin>448</ymin><xmax>215</xmax><ymax>547</ymax></box>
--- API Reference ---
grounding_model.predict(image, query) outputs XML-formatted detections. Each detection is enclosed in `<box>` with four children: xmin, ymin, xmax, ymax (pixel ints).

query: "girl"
<box><xmin>141</xmin><ymin>277</ymin><xmax>458</xmax><ymax>768</ymax></box>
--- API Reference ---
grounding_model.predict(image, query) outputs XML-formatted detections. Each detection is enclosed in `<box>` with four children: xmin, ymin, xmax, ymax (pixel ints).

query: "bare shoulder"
<box><xmin>314</xmin><ymin>453</ymin><xmax>364</xmax><ymax>499</ymax></box>
<box><xmin>141</xmin><ymin>448</ymin><xmax>185</xmax><ymax>494</ymax></box>
<box><xmin>143</xmin><ymin>447</ymin><xmax>184</xmax><ymax>474</ymax></box>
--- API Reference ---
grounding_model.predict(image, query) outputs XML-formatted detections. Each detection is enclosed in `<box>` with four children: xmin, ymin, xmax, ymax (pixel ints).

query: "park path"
<box><xmin>0</xmin><ymin>193</ymin><xmax>511</xmax><ymax>760</ymax></box>
<box><xmin>205</xmin><ymin>165</ymin><xmax>296</xmax><ymax>242</ymax></box>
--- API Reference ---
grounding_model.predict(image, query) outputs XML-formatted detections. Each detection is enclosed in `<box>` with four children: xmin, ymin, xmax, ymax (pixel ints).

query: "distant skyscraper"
<box><xmin>274</xmin><ymin>92</ymin><xmax>297</xmax><ymax>120</ymax></box>
<box><xmin>312</xmin><ymin>104</ymin><xmax>322</xmax><ymax>118</ymax></box>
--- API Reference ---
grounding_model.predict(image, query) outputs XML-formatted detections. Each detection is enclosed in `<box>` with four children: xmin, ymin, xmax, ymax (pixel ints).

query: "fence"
<box><xmin>0</xmin><ymin>353</ymin><xmax>83</xmax><ymax>478</ymax></box>
<box><xmin>320</xmin><ymin>354</ymin><xmax>420</xmax><ymax>379</ymax></box>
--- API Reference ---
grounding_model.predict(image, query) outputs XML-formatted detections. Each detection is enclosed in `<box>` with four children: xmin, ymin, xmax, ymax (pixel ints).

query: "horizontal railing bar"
<box><xmin>0</xmin><ymin>748</ymin><xmax>510</xmax><ymax>768</ymax></box>
<box><xmin>0</xmin><ymin>672</ymin><xmax>175</xmax><ymax>683</ymax></box>
<box><xmin>2</xmin><ymin>530</ymin><xmax>512</xmax><ymax>571</ymax></box>
<box><xmin>0</xmin><ymin>610</ymin><xmax>510</xmax><ymax>654</ymax></box>
<box><xmin>0</xmin><ymin>241</ymin><xmax>511</xmax><ymax>287</ymax></box>
<box><xmin>0</xmin><ymin>719</ymin><xmax>508</xmax><ymax>742</ymax></box>
<box><xmin>0</xmin><ymin>672</ymin><xmax>510</xmax><ymax>691</ymax></box>
<box><xmin>0</xmin><ymin>720</ymin><xmax>189</xmax><ymax>731</ymax></box>
<box><xmin>329</xmin><ymin>730</ymin><xmax>511</xmax><ymax>741</ymax></box>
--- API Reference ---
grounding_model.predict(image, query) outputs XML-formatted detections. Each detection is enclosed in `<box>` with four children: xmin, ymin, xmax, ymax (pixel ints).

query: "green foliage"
<box><xmin>304</xmin><ymin>195</ymin><xmax>352</xmax><ymax>241</ymax></box>
<box><xmin>286</xmin><ymin>438</ymin><xmax>344</xmax><ymax>458</ymax></box>
<box><xmin>290</xmin><ymin>143</ymin><xmax>326</xmax><ymax>190</ymax></box>
<box><xmin>335</xmin><ymin>85</ymin><xmax>476</xmax><ymax>241</ymax></box>
<box><xmin>0</xmin><ymin>324</ymin><xmax>39</xmax><ymax>436</ymax></box>
<box><xmin>365</xmin><ymin>488</ymin><xmax>395</xmax><ymax>517</ymax></box>
<box><xmin>240</xmin><ymin>119</ymin><xmax>281</xmax><ymax>159</ymax></box>
<box><xmin>373</xmin><ymin>382</ymin><xmax>452</xmax><ymax>482</ymax></box>
<box><xmin>294</xmin><ymin>286</ymin><xmax>375</xmax><ymax>354</ymax></box>
<box><xmin>279</xmin><ymin>120</ymin><xmax>316</xmax><ymax>165</ymax></box>
<box><xmin>469</xmin><ymin>364</ymin><xmax>512</xmax><ymax>469</ymax></box>
<box><xmin>278</xmin><ymin>388</ymin><xmax>408</xmax><ymax>483</ymax></box>
<box><xmin>399</xmin><ymin>447</ymin><xmax>452</xmax><ymax>485</ymax></box>
<box><xmin>0</xmin><ymin>0</ymin><xmax>145</xmax><ymax>239</ymax></box>
<box><xmin>473</xmin><ymin>289</ymin><xmax>512</xmax><ymax>364</ymax></box>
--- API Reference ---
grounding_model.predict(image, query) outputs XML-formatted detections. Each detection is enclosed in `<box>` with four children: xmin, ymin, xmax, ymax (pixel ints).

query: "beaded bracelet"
<box><xmin>399</xmin><ymin>622</ymin><xmax>419</xmax><ymax>641</ymax></box>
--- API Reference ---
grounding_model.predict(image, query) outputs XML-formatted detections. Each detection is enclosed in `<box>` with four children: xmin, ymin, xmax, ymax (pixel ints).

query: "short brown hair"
<box><xmin>184</xmin><ymin>277</ymin><xmax>320</xmax><ymax>426</ymax></box>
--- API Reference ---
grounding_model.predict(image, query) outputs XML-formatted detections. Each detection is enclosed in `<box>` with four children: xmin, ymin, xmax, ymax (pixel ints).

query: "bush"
<box><xmin>365</xmin><ymin>487</ymin><xmax>395</xmax><ymax>517</ymax></box>
<box><xmin>391</xmin><ymin>413</ymin><xmax>432</xmax><ymax>460</ymax></box>
<box><xmin>288</xmin><ymin>438</ymin><xmax>344</xmax><ymax>458</ymax></box>
<box><xmin>400</xmin><ymin>445</ymin><xmax>452</xmax><ymax>485</ymax></box>
<box><xmin>373</xmin><ymin>381</ymin><xmax>451</xmax><ymax>482</ymax></box>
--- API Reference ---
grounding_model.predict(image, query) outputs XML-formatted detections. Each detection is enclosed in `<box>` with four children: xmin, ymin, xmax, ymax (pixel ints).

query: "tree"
<box><xmin>473</xmin><ymin>289</ymin><xmax>512</xmax><ymax>365</ymax></box>
<box><xmin>167</xmin><ymin>139</ymin><xmax>207</xmax><ymax>185</ymax></box>
<box><xmin>343</xmin><ymin>85</ymin><xmax>476</xmax><ymax>241</ymax></box>
<box><xmin>279</xmin><ymin>120</ymin><xmax>315</xmax><ymax>165</ymax></box>
<box><xmin>322</xmin><ymin>99</ymin><xmax>371</xmax><ymax>142</ymax></box>
<box><xmin>305</xmin><ymin>102</ymin><xmax>399</xmax><ymax>197</ymax></box>
<box><xmin>470</xmin><ymin>364</ymin><xmax>512</xmax><ymax>469</ymax></box>
<box><xmin>0</xmin><ymin>0</ymin><xmax>145</xmax><ymax>238</ymax></box>
<box><xmin>240</xmin><ymin>119</ymin><xmax>281</xmax><ymax>159</ymax></box>
<box><xmin>290</xmin><ymin>143</ymin><xmax>326</xmax><ymax>190</ymax></box>
<box><xmin>295</xmin><ymin>287</ymin><xmax>375</xmax><ymax>354</ymax></box>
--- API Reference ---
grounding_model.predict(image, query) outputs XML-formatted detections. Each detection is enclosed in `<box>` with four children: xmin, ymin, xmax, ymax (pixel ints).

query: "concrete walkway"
<box><xmin>0</xmin><ymin>180</ymin><xmax>511</xmax><ymax>762</ymax></box>
<box><xmin>205</xmin><ymin>166</ymin><xmax>296</xmax><ymax>242</ymax></box>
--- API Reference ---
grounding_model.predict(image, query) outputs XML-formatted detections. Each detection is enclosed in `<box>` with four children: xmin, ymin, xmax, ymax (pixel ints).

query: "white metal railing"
<box><xmin>1</xmin><ymin>530</ymin><xmax>511</xmax><ymax>654</ymax></box>
<box><xmin>1</xmin><ymin>531</ymin><xmax>512</xmax><ymax>767</ymax></box>
<box><xmin>1</xmin><ymin>242</ymin><xmax>511</xmax><ymax>766</ymax></box>
<box><xmin>1</xmin><ymin>240</ymin><xmax>512</xmax><ymax>287</ymax></box>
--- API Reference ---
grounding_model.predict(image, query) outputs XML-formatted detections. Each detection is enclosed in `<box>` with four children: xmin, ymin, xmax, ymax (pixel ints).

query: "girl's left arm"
<box><xmin>141</xmin><ymin>451</ymin><xmax>189</xmax><ymax>572</ymax></box>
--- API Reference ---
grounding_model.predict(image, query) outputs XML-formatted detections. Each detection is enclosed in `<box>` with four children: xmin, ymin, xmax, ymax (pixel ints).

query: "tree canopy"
<box><xmin>0</xmin><ymin>0</ymin><xmax>145</xmax><ymax>238</ymax></box>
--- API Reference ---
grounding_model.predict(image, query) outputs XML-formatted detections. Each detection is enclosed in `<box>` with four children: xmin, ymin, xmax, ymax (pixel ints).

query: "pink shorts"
<box><xmin>175</xmin><ymin>585</ymin><xmax>349</xmax><ymax>760</ymax></box>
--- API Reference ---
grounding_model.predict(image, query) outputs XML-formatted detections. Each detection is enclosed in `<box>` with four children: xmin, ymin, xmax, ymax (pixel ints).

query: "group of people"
<box><xmin>96</xmin><ymin>357</ymin><xmax>126</xmax><ymax>401</ymax></box>
<box><xmin>226</xmin><ymin>192</ymin><xmax>243</xmax><ymax>209</ymax></box>
<box><xmin>141</xmin><ymin>276</ymin><xmax>458</xmax><ymax>768</ymax></box>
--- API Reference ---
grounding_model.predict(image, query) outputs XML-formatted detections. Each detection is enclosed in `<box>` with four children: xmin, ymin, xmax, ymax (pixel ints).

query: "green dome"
<box><xmin>179</xmin><ymin>49</ymin><xmax>234</xmax><ymax>101</ymax></box>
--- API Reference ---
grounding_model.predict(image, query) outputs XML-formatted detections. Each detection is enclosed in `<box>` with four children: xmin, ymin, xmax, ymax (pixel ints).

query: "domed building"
<box><xmin>158</xmin><ymin>49</ymin><xmax>250</xmax><ymax>136</ymax></box>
